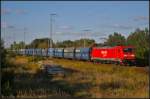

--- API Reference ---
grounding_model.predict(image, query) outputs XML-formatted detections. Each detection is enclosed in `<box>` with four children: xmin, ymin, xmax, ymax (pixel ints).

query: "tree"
<box><xmin>127</xmin><ymin>28</ymin><xmax>149</xmax><ymax>65</ymax></box>
<box><xmin>1</xmin><ymin>39</ymin><xmax>7</xmax><ymax>68</ymax></box>
<box><xmin>54</xmin><ymin>39</ymin><xmax>95</xmax><ymax>48</ymax></box>
<box><xmin>74</xmin><ymin>38</ymin><xmax>95</xmax><ymax>47</ymax></box>
<box><xmin>10</xmin><ymin>41</ymin><xmax>25</xmax><ymax>50</ymax></box>
<box><xmin>1</xmin><ymin>39</ymin><xmax>15</xmax><ymax>96</ymax></box>
<box><xmin>105</xmin><ymin>32</ymin><xmax>126</xmax><ymax>46</ymax></box>
<box><xmin>62</xmin><ymin>40</ymin><xmax>74</xmax><ymax>48</ymax></box>
<box><xmin>28</xmin><ymin>38</ymin><xmax>54</xmax><ymax>48</ymax></box>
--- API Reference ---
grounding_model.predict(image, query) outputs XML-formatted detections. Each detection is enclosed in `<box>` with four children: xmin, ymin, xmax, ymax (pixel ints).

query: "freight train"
<box><xmin>15</xmin><ymin>45</ymin><xmax>136</xmax><ymax>65</ymax></box>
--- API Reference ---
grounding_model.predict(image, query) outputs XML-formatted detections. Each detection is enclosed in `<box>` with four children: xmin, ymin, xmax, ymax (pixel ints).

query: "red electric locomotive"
<box><xmin>90</xmin><ymin>46</ymin><xmax>135</xmax><ymax>65</ymax></box>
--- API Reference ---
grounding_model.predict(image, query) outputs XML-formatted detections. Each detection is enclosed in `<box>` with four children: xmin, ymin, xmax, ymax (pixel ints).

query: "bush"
<box><xmin>1</xmin><ymin>70</ymin><xmax>15</xmax><ymax>96</ymax></box>
<box><xmin>28</xmin><ymin>56</ymin><xmax>44</xmax><ymax>62</ymax></box>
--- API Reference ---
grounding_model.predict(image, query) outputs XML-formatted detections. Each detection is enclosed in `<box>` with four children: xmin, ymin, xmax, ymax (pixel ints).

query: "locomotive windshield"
<box><xmin>123</xmin><ymin>48</ymin><xmax>133</xmax><ymax>53</ymax></box>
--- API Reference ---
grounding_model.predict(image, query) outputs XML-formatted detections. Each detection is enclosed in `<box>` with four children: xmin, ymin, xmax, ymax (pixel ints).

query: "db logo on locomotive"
<box><xmin>101</xmin><ymin>50</ymin><xmax>107</xmax><ymax>57</ymax></box>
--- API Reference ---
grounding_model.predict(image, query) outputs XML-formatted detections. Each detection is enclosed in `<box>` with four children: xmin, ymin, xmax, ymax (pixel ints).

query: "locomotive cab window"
<box><xmin>123</xmin><ymin>48</ymin><xmax>133</xmax><ymax>53</ymax></box>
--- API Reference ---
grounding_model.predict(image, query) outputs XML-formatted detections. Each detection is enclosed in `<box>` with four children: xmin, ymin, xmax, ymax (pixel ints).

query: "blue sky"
<box><xmin>1</xmin><ymin>1</ymin><xmax>149</xmax><ymax>47</ymax></box>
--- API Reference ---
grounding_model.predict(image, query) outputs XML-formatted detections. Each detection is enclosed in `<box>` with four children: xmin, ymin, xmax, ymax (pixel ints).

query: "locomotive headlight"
<box><xmin>124</xmin><ymin>54</ymin><xmax>127</xmax><ymax>57</ymax></box>
<box><xmin>131</xmin><ymin>54</ymin><xmax>135</xmax><ymax>57</ymax></box>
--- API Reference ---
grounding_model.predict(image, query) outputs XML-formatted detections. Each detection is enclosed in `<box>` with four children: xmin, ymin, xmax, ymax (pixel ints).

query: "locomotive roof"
<box><xmin>75</xmin><ymin>47</ymin><xmax>90</xmax><ymax>49</ymax></box>
<box><xmin>93</xmin><ymin>46</ymin><xmax>134</xmax><ymax>49</ymax></box>
<box><xmin>64</xmin><ymin>47</ymin><xmax>75</xmax><ymax>49</ymax></box>
<box><xmin>94</xmin><ymin>46</ymin><xmax>112</xmax><ymax>48</ymax></box>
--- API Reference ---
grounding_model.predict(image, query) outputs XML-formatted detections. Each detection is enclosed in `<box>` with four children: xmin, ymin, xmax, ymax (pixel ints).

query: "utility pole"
<box><xmin>3</xmin><ymin>28</ymin><xmax>6</xmax><ymax>49</ymax></box>
<box><xmin>13</xmin><ymin>31</ymin><xmax>15</xmax><ymax>51</ymax></box>
<box><xmin>99</xmin><ymin>37</ymin><xmax>107</xmax><ymax>46</ymax></box>
<box><xmin>23</xmin><ymin>28</ymin><xmax>25</xmax><ymax>49</ymax></box>
<box><xmin>33</xmin><ymin>33</ymin><xmax>35</xmax><ymax>63</ymax></box>
<box><xmin>23</xmin><ymin>27</ymin><xmax>27</xmax><ymax>55</ymax></box>
<box><xmin>8</xmin><ymin>26</ymin><xmax>15</xmax><ymax>51</ymax></box>
<box><xmin>48</xmin><ymin>13</ymin><xmax>57</xmax><ymax>59</ymax></box>
<box><xmin>83</xmin><ymin>29</ymin><xmax>91</xmax><ymax>48</ymax></box>
<box><xmin>49</xmin><ymin>13</ymin><xmax>57</xmax><ymax>48</ymax></box>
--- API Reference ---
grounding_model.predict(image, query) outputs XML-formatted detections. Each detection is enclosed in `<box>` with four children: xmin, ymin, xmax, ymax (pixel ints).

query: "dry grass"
<box><xmin>51</xmin><ymin>58</ymin><xmax>149</xmax><ymax>98</ymax></box>
<box><xmin>9</xmin><ymin>56</ymin><xmax>40</xmax><ymax>74</ymax></box>
<box><xmin>7</xmin><ymin>56</ymin><xmax>149</xmax><ymax>98</ymax></box>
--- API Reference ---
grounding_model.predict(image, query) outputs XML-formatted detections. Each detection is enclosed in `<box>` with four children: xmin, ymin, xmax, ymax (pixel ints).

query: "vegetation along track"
<box><xmin>2</xmin><ymin>56</ymin><xmax>149</xmax><ymax>98</ymax></box>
